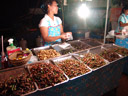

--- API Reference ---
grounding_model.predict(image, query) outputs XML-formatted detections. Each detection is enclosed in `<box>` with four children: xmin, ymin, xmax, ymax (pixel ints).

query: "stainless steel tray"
<box><xmin>0</xmin><ymin>66</ymin><xmax>38</xmax><ymax>96</ymax></box>
<box><xmin>58</xmin><ymin>46</ymin><xmax>76</xmax><ymax>55</ymax></box>
<box><xmin>73</xmin><ymin>49</ymin><xmax>109</xmax><ymax>71</ymax></box>
<box><xmin>26</xmin><ymin>60</ymin><xmax>69</xmax><ymax>91</ymax></box>
<box><xmin>102</xmin><ymin>43</ymin><xmax>120</xmax><ymax>49</ymax></box>
<box><xmin>32</xmin><ymin>46</ymin><xmax>54</xmax><ymax>56</ymax></box>
<box><xmin>32</xmin><ymin>45</ymin><xmax>61</xmax><ymax>61</ymax></box>
<box><xmin>89</xmin><ymin>46</ymin><xmax>123</xmax><ymax>63</ymax></box>
<box><xmin>80</xmin><ymin>38</ymin><xmax>102</xmax><ymax>47</ymax></box>
<box><xmin>102</xmin><ymin>44</ymin><xmax>128</xmax><ymax>57</ymax></box>
<box><xmin>52</xmin><ymin>55</ymin><xmax>92</xmax><ymax>80</ymax></box>
<box><xmin>67</xmin><ymin>40</ymin><xmax>92</xmax><ymax>51</ymax></box>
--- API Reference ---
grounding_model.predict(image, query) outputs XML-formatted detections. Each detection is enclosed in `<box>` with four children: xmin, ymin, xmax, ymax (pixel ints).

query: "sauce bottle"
<box><xmin>1</xmin><ymin>35</ymin><xmax>8</xmax><ymax>69</ymax></box>
<box><xmin>1</xmin><ymin>52</ymin><xmax>8</xmax><ymax>69</ymax></box>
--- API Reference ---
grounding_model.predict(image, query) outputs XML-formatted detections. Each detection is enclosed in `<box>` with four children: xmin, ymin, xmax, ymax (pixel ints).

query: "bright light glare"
<box><xmin>77</xmin><ymin>4</ymin><xmax>90</xmax><ymax>19</ymax></box>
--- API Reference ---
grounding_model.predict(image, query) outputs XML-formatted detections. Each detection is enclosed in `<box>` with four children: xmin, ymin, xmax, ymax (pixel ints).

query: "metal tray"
<box><xmin>80</xmin><ymin>38</ymin><xmax>102</xmax><ymax>47</ymax></box>
<box><xmin>32</xmin><ymin>45</ymin><xmax>61</xmax><ymax>61</ymax></box>
<box><xmin>58</xmin><ymin>42</ymin><xmax>71</xmax><ymax>49</ymax></box>
<box><xmin>73</xmin><ymin>49</ymin><xmax>109</xmax><ymax>71</ymax></box>
<box><xmin>89</xmin><ymin>46</ymin><xmax>122</xmax><ymax>63</ymax></box>
<box><xmin>52</xmin><ymin>44</ymin><xmax>63</xmax><ymax>52</ymax></box>
<box><xmin>32</xmin><ymin>46</ymin><xmax>54</xmax><ymax>56</ymax></box>
<box><xmin>102</xmin><ymin>44</ymin><xmax>128</xmax><ymax>57</ymax></box>
<box><xmin>58</xmin><ymin>46</ymin><xmax>76</xmax><ymax>55</ymax></box>
<box><xmin>26</xmin><ymin>60</ymin><xmax>69</xmax><ymax>91</ymax></box>
<box><xmin>67</xmin><ymin>40</ymin><xmax>92</xmax><ymax>51</ymax></box>
<box><xmin>102</xmin><ymin>43</ymin><xmax>120</xmax><ymax>49</ymax></box>
<box><xmin>52</xmin><ymin>55</ymin><xmax>92</xmax><ymax>80</ymax></box>
<box><xmin>0</xmin><ymin>66</ymin><xmax>38</xmax><ymax>96</ymax></box>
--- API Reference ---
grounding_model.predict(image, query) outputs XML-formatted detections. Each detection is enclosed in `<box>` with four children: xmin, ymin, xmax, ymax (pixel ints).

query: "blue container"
<box><xmin>115</xmin><ymin>38</ymin><xmax>128</xmax><ymax>75</ymax></box>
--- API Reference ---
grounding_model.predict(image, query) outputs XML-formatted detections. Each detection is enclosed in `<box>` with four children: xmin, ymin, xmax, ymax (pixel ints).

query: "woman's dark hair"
<box><xmin>41</xmin><ymin>0</ymin><xmax>57</xmax><ymax>14</ymax></box>
<box><xmin>121</xmin><ymin>6</ymin><xmax>128</xmax><ymax>14</ymax></box>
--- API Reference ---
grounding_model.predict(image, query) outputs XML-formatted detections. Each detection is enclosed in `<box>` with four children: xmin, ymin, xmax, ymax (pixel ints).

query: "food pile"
<box><xmin>112</xmin><ymin>47</ymin><xmax>128</xmax><ymax>56</ymax></box>
<box><xmin>60</xmin><ymin>48</ymin><xmax>76</xmax><ymax>55</ymax></box>
<box><xmin>57</xmin><ymin>59</ymin><xmax>90</xmax><ymax>79</ymax></box>
<box><xmin>70</xmin><ymin>42</ymin><xmax>91</xmax><ymax>51</ymax></box>
<box><xmin>80</xmin><ymin>53</ymin><xmax>106</xmax><ymax>69</ymax></box>
<box><xmin>100</xmin><ymin>50</ymin><xmax>120</xmax><ymax>62</ymax></box>
<box><xmin>30</xmin><ymin>62</ymin><xmax>67</xmax><ymax>89</ymax></box>
<box><xmin>13</xmin><ymin>52</ymin><xmax>30</xmax><ymax>60</ymax></box>
<box><xmin>37</xmin><ymin>49</ymin><xmax>61</xmax><ymax>60</ymax></box>
<box><xmin>0</xmin><ymin>73</ymin><xmax>36</xmax><ymax>96</ymax></box>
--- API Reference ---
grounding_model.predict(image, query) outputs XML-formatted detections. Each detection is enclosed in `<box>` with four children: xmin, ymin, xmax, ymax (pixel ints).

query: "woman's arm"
<box><xmin>119</xmin><ymin>21</ymin><xmax>128</xmax><ymax>27</ymax></box>
<box><xmin>40</xmin><ymin>26</ymin><xmax>66</xmax><ymax>42</ymax></box>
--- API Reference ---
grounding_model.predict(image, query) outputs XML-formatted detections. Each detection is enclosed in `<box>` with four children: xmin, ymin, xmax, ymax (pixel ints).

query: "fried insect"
<box><xmin>70</xmin><ymin>42</ymin><xmax>90</xmax><ymax>51</ymax></box>
<box><xmin>0</xmin><ymin>73</ymin><xmax>36</xmax><ymax>96</ymax></box>
<box><xmin>60</xmin><ymin>48</ymin><xmax>76</xmax><ymax>55</ymax></box>
<box><xmin>37</xmin><ymin>49</ymin><xmax>61</xmax><ymax>60</ymax></box>
<box><xmin>100</xmin><ymin>50</ymin><xmax>120</xmax><ymax>62</ymax></box>
<box><xmin>113</xmin><ymin>47</ymin><xmax>128</xmax><ymax>56</ymax></box>
<box><xmin>80</xmin><ymin>53</ymin><xmax>106</xmax><ymax>69</ymax></box>
<box><xmin>57</xmin><ymin>59</ymin><xmax>90</xmax><ymax>79</ymax></box>
<box><xmin>30</xmin><ymin>63</ymin><xmax>67</xmax><ymax>89</ymax></box>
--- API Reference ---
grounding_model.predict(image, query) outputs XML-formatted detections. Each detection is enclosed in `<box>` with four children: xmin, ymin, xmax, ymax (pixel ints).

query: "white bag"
<box><xmin>108</xmin><ymin>30</ymin><xmax>115</xmax><ymax>36</ymax></box>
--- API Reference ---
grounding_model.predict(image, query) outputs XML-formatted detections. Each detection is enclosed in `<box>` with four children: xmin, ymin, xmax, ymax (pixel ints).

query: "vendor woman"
<box><xmin>39</xmin><ymin>0</ymin><xmax>72</xmax><ymax>46</ymax></box>
<box><xmin>115</xmin><ymin>6</ymin><xmax>128</xmax><ymax>48</ymax></box>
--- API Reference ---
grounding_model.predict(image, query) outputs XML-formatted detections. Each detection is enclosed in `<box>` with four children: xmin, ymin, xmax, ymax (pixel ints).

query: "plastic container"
<box><xmin>6</xmin><ymin>38</ymin><xmax>20</xmax><ymax>56</ymax></box>
<box><xmin>19</xmin><ymin>38</ymin><xmax>27</xmax><ymax>50</ymax></box>
<box><xmin>36</xmin><ymin>36</ymin><xmax>43</xmax><ymax>47</ymax></box>
<box><xmin>6</xmin><ymin>38</ymin><xmax>16</xmax><ymax>51</ymax></box>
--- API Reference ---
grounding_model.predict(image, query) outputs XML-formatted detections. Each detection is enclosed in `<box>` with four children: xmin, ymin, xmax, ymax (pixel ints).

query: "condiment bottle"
<box><xmin>1</xmin><ymin>35</ymin><xmax>8</xmax><ymax>69</ymax></box>
<box><xmin>19</xmin><ymin>38</ymin><xmax>27</xmax><ymax>50</ymax></box>
<box><xmin>1</xmin><ymin>52</ymin><xmax>8</xmax><ymax>69</ymax></box>
<box><xmin>6</xmin><ymin>38</ymin><xmax>16</xmax><ymax>51</ymax></box>
<box><xmin>36</xmin><ymin>36</ymin><xmax>42</xmax><ymax>47</ymax></box>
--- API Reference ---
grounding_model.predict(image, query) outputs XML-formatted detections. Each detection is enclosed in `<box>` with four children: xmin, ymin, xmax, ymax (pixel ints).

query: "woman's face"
<box><xmin>124</xmin><ymin>9</ymin><xmax>128</xmax><ymax>15</ymax></box>
<box><xmin>48</xmin><ymin>1</ymin><xmax>58</xmax><ymax>14</ymax></box>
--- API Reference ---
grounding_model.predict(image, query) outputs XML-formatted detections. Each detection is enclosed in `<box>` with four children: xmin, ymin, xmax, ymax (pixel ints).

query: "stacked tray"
<box><xmin>26</xmin><ymin>60</ymin><xmax>69</xmax><ymax>91</ymax></box>
<box><xmin>51</xmin><ymin>55</ymin><xmax>92</xmax><ymax>80</ymax></box>
<box><xmin>0</xmin><ymin>66</ymin><xmax>37</xmax><ymax>96</ymax></box>
<box><xmin>73</xmin><ymin>49</ymin><xmax>109</xmax><ymax>71</ymax></box>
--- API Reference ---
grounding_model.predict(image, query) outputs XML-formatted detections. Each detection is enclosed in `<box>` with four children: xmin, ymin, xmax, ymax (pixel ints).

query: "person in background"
<box><xmin>115</xmin><ymin>6</ymin><xmax>128</xmax><ymax>34</ymax></box>
<box><xmin>39</xmin><ymin>0</ymin><xmax>72</xmax><ymax>46</ymax></box>
<box><xmin>115</xmin><ymin>6</ymin><xmax>128</xmax><ymax>49</ymax></box>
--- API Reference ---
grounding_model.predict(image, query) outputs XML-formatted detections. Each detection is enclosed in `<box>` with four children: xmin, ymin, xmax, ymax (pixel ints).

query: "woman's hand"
<box><xmin>61</xmin><ymin>32</ymin><xmax>73</xmax><ymax>40</ymax></box>
<box><xmin>60</xmin><ymin>33</ymin><xmax>67</xmax><ymax>40</ymax></box>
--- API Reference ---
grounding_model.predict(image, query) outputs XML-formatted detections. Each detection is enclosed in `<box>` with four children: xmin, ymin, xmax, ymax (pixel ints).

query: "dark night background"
<box><xmin>0</xmin><ymin>0</ymin><xmax>45</xmax><ymax>49</ymax></box>
<box><xmin>0</xmin><ymin>0</ymin><xmax>66</xmax><ymax>49</ymax></box>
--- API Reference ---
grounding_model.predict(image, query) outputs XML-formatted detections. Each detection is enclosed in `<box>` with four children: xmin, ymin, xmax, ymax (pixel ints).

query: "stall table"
<box><xmin>27</xmin><ymin>56</ymin><xmax>127</xmax><ymax>96</ymax></box>
<box><xmin>0</xmin><ymin>42</ymin><xmax>127</xmax><ymax>96</ymax></box>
